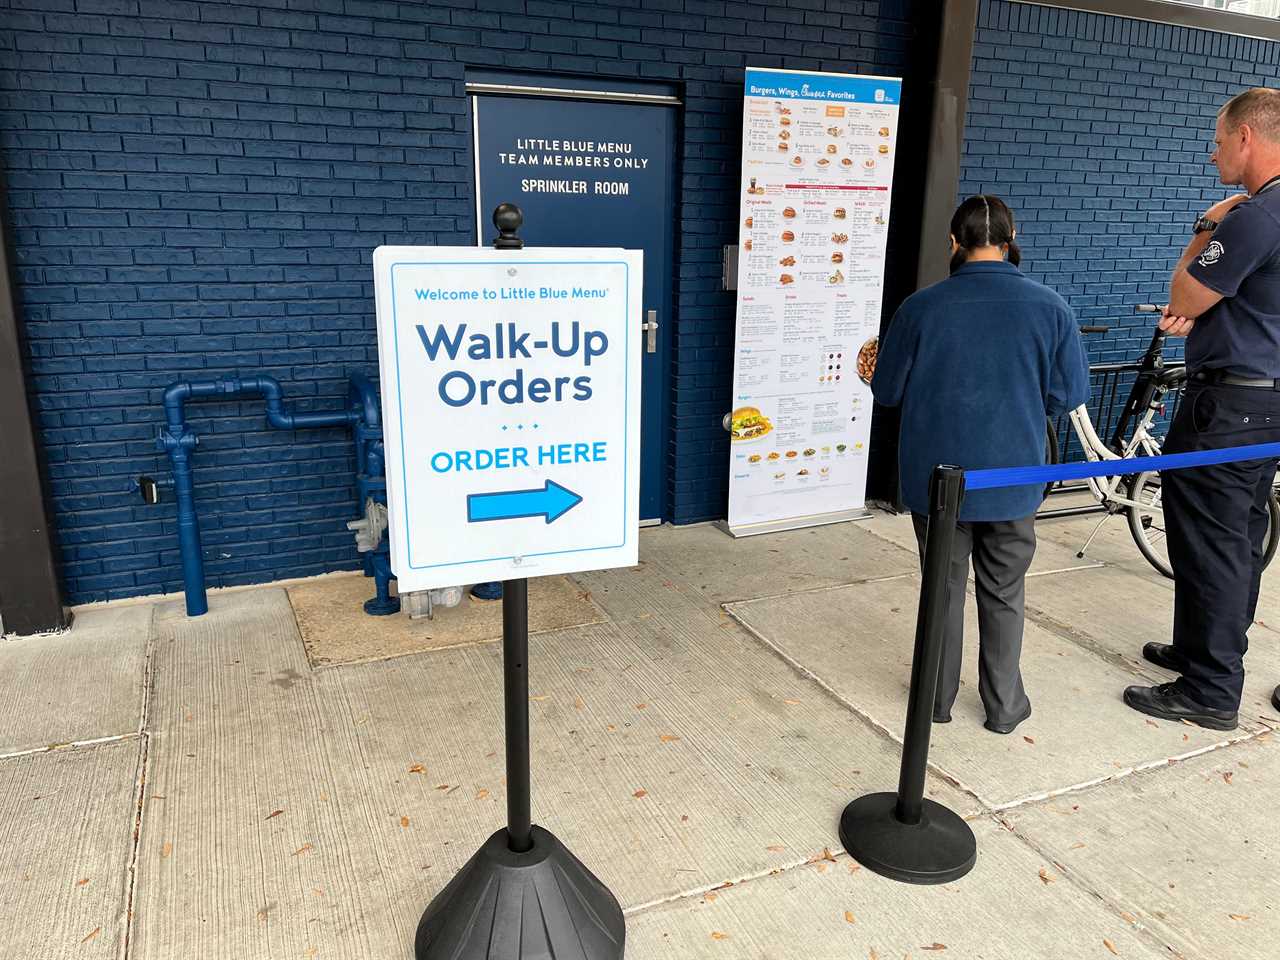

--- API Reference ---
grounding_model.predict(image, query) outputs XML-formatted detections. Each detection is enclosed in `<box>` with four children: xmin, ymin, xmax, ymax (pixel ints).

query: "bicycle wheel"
<box><xmin>1043</xmin><ymin>418</ymin><xmax>1059</xmax><ymax>500</ymax></box>
<box><xmin>1126</xmin><ymin>472</ymin><xmax>1172</xmax><ymax>578</ymax></box>
<box><xmin>1127</xmin><ymin>470</ymin><xmax>1280</xmax><ymax>579</ymax></box>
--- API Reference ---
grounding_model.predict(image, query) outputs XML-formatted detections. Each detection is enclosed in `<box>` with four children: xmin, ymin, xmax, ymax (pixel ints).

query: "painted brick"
<box><xmin>4</xmin><ymin>0</ymin><xmax>922</xmax><ymax>603</ymax></box>
<box><xmin>962</xmin><ymin>0</ymin><xmax>1276</xmax><ymax>366</ymax></box>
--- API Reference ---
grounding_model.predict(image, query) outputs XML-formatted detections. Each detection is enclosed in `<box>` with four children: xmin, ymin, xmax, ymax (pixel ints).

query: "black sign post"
<box><xmin>838</xmin><ymin>465</ymin><xmax>977</xmax><ymax>884</ymax></box>
<box><xmin>414</xmin><ymin>204</ymin><xmax>626</xmax><ymax>960</ymax></box>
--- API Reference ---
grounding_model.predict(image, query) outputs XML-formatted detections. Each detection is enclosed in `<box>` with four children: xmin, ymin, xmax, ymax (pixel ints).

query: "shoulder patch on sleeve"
<box><xmin>1198</xmin><ymin>239</ymin><xmax>1225</xmax><ymax>268</ymax></box>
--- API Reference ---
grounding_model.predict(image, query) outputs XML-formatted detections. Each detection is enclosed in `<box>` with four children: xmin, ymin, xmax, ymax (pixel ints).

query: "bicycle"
<box><xmin>1045</xmin><ymin>305</ymin><xmax>1280</xmax><ymax>579</ymax></box>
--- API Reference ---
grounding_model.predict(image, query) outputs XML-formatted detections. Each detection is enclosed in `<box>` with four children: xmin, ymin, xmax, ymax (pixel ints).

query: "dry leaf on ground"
<box><xmin>806</xmin><ymin>847</ymin><xmax>837</xmax><ymax>864</ymax></box>
<box><xmin>1229</xmin><ymin>913</ymin><xmax>1250</xmax><ymax>921</ymax></box>
<box><xmin>161</xmin><ymin>842</ymin><xmax>172</xmax><ymax>859</ymax></box>
<box><xmin>710</xmin><ymin>931</ymin><xmax>730</xmax><ymax>941</ymax></box>
<box><xmin>76</xmin><ymin>877</ymin><xmax>90</xmax><ymax>886</ymax></box>
<box><xmin>293</xmin><ymin>843</ymin><xmax>313</xmax><ymax>856</ymax></box>
<box><xmin>408</xmin><ymin>764</ymin><xmax>425</xmax><ymax>774</ymax></box>
<box><xmin>922</xmin><ymin>945</ymin><xmax>947</xmax><ymax>952</ymax></box>
<box><xmin>633</xmin><ymin>789</ymin><xmax>648</xmax><ymax>799</ymax></box>
<box><xmin>766</xmin><ymin>844</ymin><xmax>786</xmax><ymax>852</ymax></box>
<box><xmin>1038</xmin><ymin>868</ymin><xmax>1055</xmax><ymax>884</ymax></box>
<box><xmin>660</xmin><ymin>734</ymin><xmax>681</xmax><ymax>743</ymax></box>
<box><xmin>265</xmin><ymin>809</ymin><xmax>284</xmax><ymax>821</ymax></box>
<box><xmin>400</xmin><ymin>816</ymin><xmax>410</xmax><ymax>828</ymax></box>
<box><xmin>80</xmin><ymin>927</ymin><xmax>101</xmax><ymax>944</ymax></box>
<box><xmin>476</xmin><ymin>789</ymin><xmax>490</xmax><ymax>800</ymax></box>
<box><xmin>1103</xmin><ymin>938</ymin><xmax>1118</xmax><ymax>955</ymax></box>
<box><xmin>1222</xmin><ymin>772</ymin><xmax>1234</xmax><ymax>784</ymax></box>
<box><xmin>783</xmin><ymin>699</ymin><xmax>801</xmax><ymax>705</ymax></box>
<box><xmin>529</xmin><ymin>695</ymin><xmax>549</xmax><ymax>702</ymax></box>
<box><xmin>844</xmin><ymin>910</ymin><xmax>856</xmax><ymax>924</ymax></box>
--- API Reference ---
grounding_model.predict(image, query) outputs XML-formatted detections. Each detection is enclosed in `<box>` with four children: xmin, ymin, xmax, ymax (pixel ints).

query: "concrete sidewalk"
<box><xmin>2</xmin><ymin>509</ymin><xmax>1276</xmax><ymax>959</ymax></box>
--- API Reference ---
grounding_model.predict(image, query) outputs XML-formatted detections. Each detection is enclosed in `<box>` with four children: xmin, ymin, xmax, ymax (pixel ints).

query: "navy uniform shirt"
<box><xmin>872</xmin><ymin>261</ymin><xmax>1090</xmax><ymax>521</ymax></box>
<box><xmin>1186</xmin><ymin>185</ymin><xmax>1280</xmax><ymax>378</ymax></box>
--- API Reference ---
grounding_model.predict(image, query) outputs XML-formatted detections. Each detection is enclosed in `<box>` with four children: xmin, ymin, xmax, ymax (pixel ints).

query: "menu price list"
<box><xmin>727</xmin><ymin>68</ymin><xmax>901</xmax><ymax>530</ymax></box>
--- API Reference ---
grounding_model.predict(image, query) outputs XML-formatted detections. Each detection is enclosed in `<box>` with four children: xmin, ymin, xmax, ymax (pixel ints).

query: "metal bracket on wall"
<box><xmin>722</xmin><ymin>244</ymin><xmax>739</xmax><ymax>291</ymax></box>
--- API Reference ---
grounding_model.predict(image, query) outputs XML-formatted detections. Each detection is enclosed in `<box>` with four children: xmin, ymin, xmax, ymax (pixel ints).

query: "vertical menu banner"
<box><xmin>725</xmin><ymin>67</ymin><xmax>901</xmax><ymax>537</ymax></box>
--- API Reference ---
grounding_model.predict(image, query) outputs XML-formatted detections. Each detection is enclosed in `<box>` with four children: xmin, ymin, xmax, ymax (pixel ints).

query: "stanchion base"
<box><xmin>416</xmin><ymin>825</ymin><xmax>624</xmax><ymax>960</ymax></box>
<box><xmin>839</xmin><ymin>792</ymin><xmax>976</xmax><ymax>885</ymax></box>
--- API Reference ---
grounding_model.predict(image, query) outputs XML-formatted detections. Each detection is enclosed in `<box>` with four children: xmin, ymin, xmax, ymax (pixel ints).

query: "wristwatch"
<box><xmin>1193</xmin><ymin>215</ymin><xmax>1219</xmax><ymax>234</ymax></box>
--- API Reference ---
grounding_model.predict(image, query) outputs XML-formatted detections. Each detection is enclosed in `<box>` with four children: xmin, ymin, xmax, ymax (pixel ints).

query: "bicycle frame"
<box><xmin>1055</xmin><ymin>307</ymin><xmax>1183</xmax><ymax>515</ymax></box>
<box><xmin>1068</xmin><ymin>401</ymin><xmax>1165</xmax><ymax>512</ymax></box>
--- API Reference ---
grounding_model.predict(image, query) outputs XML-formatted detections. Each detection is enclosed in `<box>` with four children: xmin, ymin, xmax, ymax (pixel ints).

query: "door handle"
<box><xmin>642</xmin><ymin>310</ymin><xmax>659</xmax><ymax>354</ymax></box>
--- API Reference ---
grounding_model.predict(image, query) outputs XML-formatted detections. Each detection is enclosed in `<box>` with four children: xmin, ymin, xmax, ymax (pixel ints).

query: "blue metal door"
<box><xmin>474</xmin><ymin>91</ymin><xmax>677</xmax><ymax>522</ymax></box>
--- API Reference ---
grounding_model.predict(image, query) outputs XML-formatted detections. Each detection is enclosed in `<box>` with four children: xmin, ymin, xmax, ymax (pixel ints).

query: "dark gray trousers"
<box><xmin>912</xmin><ymin>513</ymin><xmax>1037</xmax><ymax>726</ymax></box>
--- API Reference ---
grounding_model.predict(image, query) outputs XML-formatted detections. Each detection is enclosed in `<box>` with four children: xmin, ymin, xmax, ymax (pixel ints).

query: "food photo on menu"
<box><xmin>729</xmin><ymin>406</ymin><xmax>774</xmax><ymax>442</ymax></box>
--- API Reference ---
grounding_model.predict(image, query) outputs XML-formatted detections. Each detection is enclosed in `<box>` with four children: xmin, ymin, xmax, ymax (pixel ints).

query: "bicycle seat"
<box><xmin>1154</xmin><ymin>366</ymin><xmax>1187</xmax><ymax>389</ymax></box>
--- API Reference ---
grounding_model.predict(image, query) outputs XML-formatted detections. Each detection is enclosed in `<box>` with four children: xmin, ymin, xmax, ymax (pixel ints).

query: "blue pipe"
<box><xmin>158</xmin><ymin>374</ymin><xmax>369</xmax><ymax>617</ymax></box>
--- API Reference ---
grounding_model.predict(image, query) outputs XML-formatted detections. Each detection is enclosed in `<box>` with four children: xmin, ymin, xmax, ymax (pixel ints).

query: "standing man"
<box><xmin>1124</xmin><ymin>88</ymin><xmax>1280</xmax><ymax>730</ymax></box>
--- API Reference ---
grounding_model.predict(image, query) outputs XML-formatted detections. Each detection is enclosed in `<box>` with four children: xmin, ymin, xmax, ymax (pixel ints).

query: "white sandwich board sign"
<box><xmin>372</xmin><ymin>246</ymin><xmax>643</xmax><ymax>592</ymax></box>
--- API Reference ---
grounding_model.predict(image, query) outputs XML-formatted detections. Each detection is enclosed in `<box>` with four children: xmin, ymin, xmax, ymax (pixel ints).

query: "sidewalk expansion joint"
<box><xmin>621</xmin><ymin>849</ymin><xmax>860</xmax><ymax>919</ymax></box>
<box><xmin>990</xmin><ymin>725</ymin><xmax>1271</xmax><ymax>813</ymax></box>
<box><xmin>0</xmin><ymin>731</ymin><xmax>141</xmax><ymax>763</ymax></box>
<box><xmin>990</xmin><ymin>812</ymin><xmax>1192</xmax><ymax>960</ymax></box>
<box><xmin>718</xmin><ymin>571</ymin><xmax>918</xmax><ymax>612</ymax></box>
<box><xmin>725</xmin><ymin>610</ymin><xmax>990</xmax><ymax>811</ymax></box>
<box><xmin>121</xmin><ymin>606</ymin><xmax>157</xmax><ymax>960</ymax></box>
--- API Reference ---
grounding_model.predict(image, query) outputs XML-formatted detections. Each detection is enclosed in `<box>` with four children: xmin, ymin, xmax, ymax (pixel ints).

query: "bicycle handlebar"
<box><xmin>1079</xmin><ymin>325</ymin><xmax>1110</xmax><ymax>334</ymax></box>
<box><xmin>1135</xmin><ymin>303</ymin><xmax>1163</xmax><ymax>314</ymax></box>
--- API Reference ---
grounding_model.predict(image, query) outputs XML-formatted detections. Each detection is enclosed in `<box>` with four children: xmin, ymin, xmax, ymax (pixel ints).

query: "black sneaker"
<box><xmin>1141</xmin><ymin>642</ymin><xmax>1185</xmax><ymax>673</ymax></box>
<box><xmin>1123</xmin><ymin>682</ymin><xmax>1237</xmax><ymax>731</ymax></box>
<box><xmin>1272</xmin><ymin>685</ymin><xmax>1280</xmax><ymax>713</ymax></box>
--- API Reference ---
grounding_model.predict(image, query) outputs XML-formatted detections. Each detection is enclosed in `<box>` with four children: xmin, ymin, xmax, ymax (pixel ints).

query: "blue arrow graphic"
<box><xmin>467</xmin><ymin>480</ymin><xmax>584</xmax><ymax>525</ymax></box>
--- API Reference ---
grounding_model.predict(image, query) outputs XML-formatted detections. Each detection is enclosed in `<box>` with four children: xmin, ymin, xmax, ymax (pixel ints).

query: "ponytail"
<box><xmin>949</xmin><ymin>195</ymin><xmax>1020</xmax><ymax>271</ymax></box>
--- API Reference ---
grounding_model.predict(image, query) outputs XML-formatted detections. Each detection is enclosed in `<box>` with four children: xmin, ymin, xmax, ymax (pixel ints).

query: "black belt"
<box><xmin>1193</xmin><ymin>370</ymin><xmax>1280</xmax><ymax>389</ymax></box>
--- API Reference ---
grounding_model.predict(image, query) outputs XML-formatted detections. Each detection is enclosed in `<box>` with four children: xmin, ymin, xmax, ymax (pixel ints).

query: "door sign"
<box><xmin>373</xmin><ymin>246</ymin><xmax>643</xmax><ymax>592</ymax></box>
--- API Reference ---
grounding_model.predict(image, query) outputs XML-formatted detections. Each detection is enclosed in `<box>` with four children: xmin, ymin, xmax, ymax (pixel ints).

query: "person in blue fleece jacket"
<box><xmin>872</xmin><ymin>195</ymin><xmax>1089</xmax><ymax>734</ymax></box>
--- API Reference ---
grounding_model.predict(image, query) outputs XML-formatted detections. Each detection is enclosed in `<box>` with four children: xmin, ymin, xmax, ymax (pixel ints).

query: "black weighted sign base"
<box><xmin>839</xmin><ymin>792</ymin><xmax>976</xmax><ymax>885</ymax></box>
<box><xmin>415</xmin><ymin>825</ymin><xmax>625</xmax><ymax>960</ymax></box>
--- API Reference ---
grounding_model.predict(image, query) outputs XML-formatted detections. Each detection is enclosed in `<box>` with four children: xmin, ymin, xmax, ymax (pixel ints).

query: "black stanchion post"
<box><xmin>414</xmin><ymin>204</ymin><xmax>625</xmax><ymax>959</ymax></box>
<box><xmin>502</xmin><ymin>576</ymin><xmax>532</xmax><ymax>852</ymax></box>
<box><xmin>838</xmin><ymin>464</ymin><xmax>977</xmax><ymax>884</ymax></box>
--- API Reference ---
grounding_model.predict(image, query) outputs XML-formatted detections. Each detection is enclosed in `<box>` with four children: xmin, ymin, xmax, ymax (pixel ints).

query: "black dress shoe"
<box><xmin>1123</xmin><ymin>682</ymin><xmax>1237</xmax><ymax>731</ymax></box>
<box><xmin>1142</xmin><ymin>642</ymin><xmax>1185</xmax><ymax>673</ymax></box>
<box><xmin>984</xmin><ymin>704</ymin><xmax>1031</xmax><ymax>735</ymax></box>
<box><xmin>1272</xmin><ymin>685</ymin><xmax>1280</xmax><ymax>714</ymax></box>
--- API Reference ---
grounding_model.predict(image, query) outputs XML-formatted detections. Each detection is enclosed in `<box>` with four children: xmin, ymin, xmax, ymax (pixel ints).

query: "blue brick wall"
<box><xmin>961</xmin><ymin>0</ymin><xmax>1280</xmax><ymax>366</ymax></box>
<box><xmin>1</xmin><ymin>0</ymin><xmax>926</xmax><ymax>604</ymax></box>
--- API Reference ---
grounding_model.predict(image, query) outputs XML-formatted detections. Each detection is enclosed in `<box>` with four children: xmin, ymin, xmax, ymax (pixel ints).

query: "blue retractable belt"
<box><xmin>965</xmin><ymin>441</ymin><xmax>1280</xmax><ymax>491</ymax></box>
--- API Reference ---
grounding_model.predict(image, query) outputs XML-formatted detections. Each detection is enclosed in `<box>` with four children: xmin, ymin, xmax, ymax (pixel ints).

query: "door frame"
<box><xmin>467</xmin><ymin>74</ymin><xmax>683</xmax><ymax>524</ymax></box>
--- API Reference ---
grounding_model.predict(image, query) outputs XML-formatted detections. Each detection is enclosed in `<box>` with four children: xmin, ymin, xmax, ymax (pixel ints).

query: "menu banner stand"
<box><xmin>414</xmin><ymin>206</ymin><xmax>626</xmax><ymax>960</ymax></box>
<box><xmin>723</xmin><ymin>68</ymin><xmax>902</xmax><ymax>538</ymax></box>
